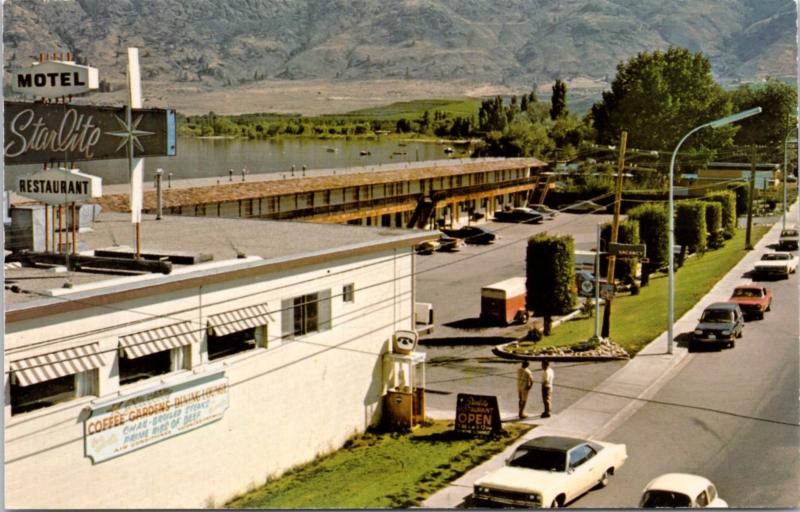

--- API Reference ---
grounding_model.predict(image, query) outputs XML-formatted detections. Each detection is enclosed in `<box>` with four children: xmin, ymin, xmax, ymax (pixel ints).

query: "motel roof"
<box><xmin>89</xmin><ymin>157</ymin><xmax>546</xmax><ymax>212</ymax></box>
<box><xmin>4</xmin><ymin>211</ymin><xmax>437</xmax><ymax>317</ymax></box>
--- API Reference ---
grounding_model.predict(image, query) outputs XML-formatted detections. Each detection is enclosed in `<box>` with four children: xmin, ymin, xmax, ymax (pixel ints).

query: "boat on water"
<box><xmin>360</xmin><ymin>150</ymin><xmax>372</xmax><ymax>156</ymax></box>
<box><xmin>326</xmin><ymin>147</ymin><xmax>338</xmax><ymax>153</ymax></box>
<box><xmin>443</xmin><ymin>147</ymin><xmax>455</xmax><ymax>154</ymax></box>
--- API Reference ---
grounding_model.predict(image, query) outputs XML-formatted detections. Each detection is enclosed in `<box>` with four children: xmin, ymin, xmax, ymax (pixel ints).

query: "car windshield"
<box><xmin>781</xmin><ymin>230</ymin><xmax>798</xmax><ymax>237</ymax></box>
<box><xmin>701</xmin><ymin>309</ymin><xmax>733</xmax><ymax>323</ymax></box>
<box><xmin>507</xmin><ymin>447</ymin><xmax>566</xmax><ymax>472</ymax></box>
<box><xmin>640</xmin><ymin>490</ymin><xmax>692</xmax><ymax>508</ymax></box>
<box><xmin>761</xmin><ymin>253</ymin><xmax>789</xmax><ymax>261</ymax></box>
<box><xmin>732</xmin><ymin>288</ymin><xmax>761</xmax><ymax>298</ymax></box>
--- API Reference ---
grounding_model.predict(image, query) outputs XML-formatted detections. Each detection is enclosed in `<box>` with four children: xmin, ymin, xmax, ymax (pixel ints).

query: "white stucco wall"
<box><xmin>4</xmin><ymin>248</ymin><xmax>415</xmax><ymax>508</ymax></box>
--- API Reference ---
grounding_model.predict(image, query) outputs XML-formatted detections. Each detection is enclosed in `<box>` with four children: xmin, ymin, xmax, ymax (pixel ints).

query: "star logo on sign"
<box><xmin>108</xmin><ymin>113</ymin><xmax>154</xmax><ymax>155</ymax></box>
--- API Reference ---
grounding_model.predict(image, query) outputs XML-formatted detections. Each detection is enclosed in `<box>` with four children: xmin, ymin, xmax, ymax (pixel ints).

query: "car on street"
<box><xmin>778</xmin><ymin>227</ymin><xmax>799</xmax><ymax>250</ymax></box>
<box><xmin>560</xmin><ymin>200</ymin><xmax>607</xmax><ymax>214</ymax></box>
<box><xmin>472</xmin><ymin>435</ymin><xmax>627</xmax><ymax>508</ymax></box>
<box><xmin>527</xmin><ymin>203</ymin><xmax>559</xmax><ymax>218</ymax></box>
<box><xmin>691</xmin><ymin>302</ymin><xmax>744</xmax><ymax>349</ymax></box>
<box><xmin>752</xmin><ymin>251</ymin><xmax>798</xmax><ymax>279</ymax></box>
<box><xmin>436</xmin><ymin>233</ymin><xmax>465</xmax><ymax>252</ymax></box>
<box><xmin>415</xmin><ymin>239</ymin><xmax>441</xmax><ymax>255</ymax></box>
<box><xmin>493</xmin><ymin>206</ymin><xmax>545</xmax><ymax>224</ymax></box>
<box><xmin>728</xmin><ymin>285</ymin><xmax>772</xmax><ymax>320</ymax></box>
<box><xmin>441</xmin><ymin>226</ymin><xmax>497</xmax><ymax>245</ymax></box>
<box><xmin>640</xmin><ymin>473</ymin><xmax>728</xmax><ymax>508</ymax></box>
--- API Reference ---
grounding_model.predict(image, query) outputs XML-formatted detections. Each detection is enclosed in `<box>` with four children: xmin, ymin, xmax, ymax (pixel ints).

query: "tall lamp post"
<box><xmin>667</xmin><ymin>107</ymin><xmax>762</xmax><ymax>354</ymax></box>
<box><xmin>783</xmin><ymin>135</ymin><xmax>797</xmax><ymax>230</ymax></box>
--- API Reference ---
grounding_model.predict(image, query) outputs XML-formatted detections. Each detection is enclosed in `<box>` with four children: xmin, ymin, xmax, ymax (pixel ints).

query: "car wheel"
<box><xmin>550</xmin><ymin>497</ymin><xmax>561</xmax><ymax>508</ymax></box>
<box><xmin>728</xmin><ymin>340</ymin><xmax>735</xmax><ymax>349</ymax></box>
<box><xmin>736</xmin><ymin>328</ymin><xmax>743</xmax><ymax>339</ymax></box>
<box><xmin>767</xmin><ymin>301</ymin><xmax>772</xmax><ymax>312</ymax></box>
<box><xmin>598</xmin><ymin>469</ymin><xmax>611</xmax><ymax>488</ymax></box>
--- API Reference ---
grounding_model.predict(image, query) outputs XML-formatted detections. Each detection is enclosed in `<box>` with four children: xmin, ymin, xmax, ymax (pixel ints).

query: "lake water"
<box><xmin>5</xmin><ymin>137</ymin><xmax>468</xmax><ymax>187</ymax></box>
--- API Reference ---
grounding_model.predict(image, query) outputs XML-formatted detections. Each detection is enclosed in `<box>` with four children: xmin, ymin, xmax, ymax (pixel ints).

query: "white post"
<box><xmin>594</xmin><ymin>223</ymin><xmax>601</xmax><ymax>339</ymax></box>
<box><xmin>127</xmin><ymin>48</ymin><xmax>144</xmax><ymax>252</ymax></box>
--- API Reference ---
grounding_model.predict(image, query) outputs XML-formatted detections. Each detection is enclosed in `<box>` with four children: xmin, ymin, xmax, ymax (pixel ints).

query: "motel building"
<box><xmin>4</xmin><ymin>210</ymin><xmax>436</xmax><ymax>508</ymax></box>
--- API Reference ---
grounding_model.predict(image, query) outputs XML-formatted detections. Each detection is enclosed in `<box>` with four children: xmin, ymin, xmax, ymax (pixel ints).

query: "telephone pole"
<box><xmin>601</xmin><ymin>131</ymin><xmax>628</xmax><ymax>338</ymax></box>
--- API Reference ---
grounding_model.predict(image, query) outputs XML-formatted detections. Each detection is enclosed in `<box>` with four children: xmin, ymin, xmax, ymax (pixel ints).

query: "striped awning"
<box><xmin>119</xmin><ymin>321</ymin><xmax>198</xmax><ymax>359</ymax></box>
<box><xmin>208</xmin><ymin>304</ymin><xmax>273</xmax><ymax>336</ymax></box>
<box><xmin>10</xmin><ymin>344</ymin><xmax>105</xmax><ymax>387</ymax></box>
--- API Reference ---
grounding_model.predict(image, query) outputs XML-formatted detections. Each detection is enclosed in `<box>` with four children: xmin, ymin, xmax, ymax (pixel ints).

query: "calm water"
<box><xmin>6</xmin><ymin>137</ymin><xmax>467</xmax><ymax>187</ymax></box>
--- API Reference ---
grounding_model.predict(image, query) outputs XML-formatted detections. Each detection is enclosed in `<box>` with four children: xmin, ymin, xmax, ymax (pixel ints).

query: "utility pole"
<box><xmin>745</xmin><ymin>147</ymin><xmax>757</xmax><ymax>250</ymax></box>
<box><xmin>601</xmin><ymin>131</ymin><xmax>627</xmax><ymax>338</ymax></box>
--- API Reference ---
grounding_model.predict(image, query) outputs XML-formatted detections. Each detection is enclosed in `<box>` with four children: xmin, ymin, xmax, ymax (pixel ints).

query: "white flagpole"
<box><xmin>127</xmin><ymin>47</ymin><xmax>144</xmax><ymax>255</ymax></box>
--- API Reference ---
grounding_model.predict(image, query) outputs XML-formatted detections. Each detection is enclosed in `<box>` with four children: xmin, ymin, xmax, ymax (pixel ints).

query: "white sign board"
<box><xmin>85</xmin><ymin>372</ymin><xmax>229</xmax><ymax>463</ymax></box>
<box><xmin>16</xmin><ymin>168</ymin><xmax>102</xmax><ymax>204</ymax></box>
<box><xmin>12</xmin><ymin>60</ymin><xmax>99</xmax><ymax>98</ymax></box>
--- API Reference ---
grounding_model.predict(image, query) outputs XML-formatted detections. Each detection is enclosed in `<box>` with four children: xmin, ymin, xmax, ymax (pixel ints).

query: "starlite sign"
<box><xmin>12</xmin><ymin>60</ymin><xmax>99</xmax><ymax>98</ymax></box>
<box><xmin>4</xmin><ymin>101</ymin><xmax>177</xmax><ymax>165</ymax></box>
<box><xmin>16</xmin><ymin>168</ymin><xmax>102</xmax><ymax>205</ymax></box>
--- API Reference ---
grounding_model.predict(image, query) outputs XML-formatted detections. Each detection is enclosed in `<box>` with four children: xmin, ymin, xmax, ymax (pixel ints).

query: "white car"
<box><xmin>753</xmin><ymin>251</ymin><xmax>799</xmax><ymax>279</ymax></box>
<box><xmin>472</xmin><ymin>436</ymin><xmax>627</xmax><ymax>508</ymax></box>
<box><xmin>640</xmin><ymin>473</ymin><xmax>728</xmax><ymax>508</ymax></box>
<box><xmin>778</xmin><ymin>227</ymin><xmax>798</xmax><ymax>250</ymax></box>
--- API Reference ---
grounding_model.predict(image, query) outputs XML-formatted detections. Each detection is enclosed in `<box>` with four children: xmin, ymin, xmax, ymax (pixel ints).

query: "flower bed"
<box><xmin>493</xmin><ymin>337</ymin><xmax>630</xmax><ymax>361</ymax></box>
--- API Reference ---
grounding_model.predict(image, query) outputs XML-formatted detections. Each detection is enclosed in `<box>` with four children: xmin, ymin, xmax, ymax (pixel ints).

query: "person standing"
<box><xmin>541</xmin><ymin>360</ymin><xmax>554</xmax><ymax>418</ymax></box>
<box><xmin>517</xmin><ymin>361</ymin><xmax>534</xmax><ymax>418</ymax></box>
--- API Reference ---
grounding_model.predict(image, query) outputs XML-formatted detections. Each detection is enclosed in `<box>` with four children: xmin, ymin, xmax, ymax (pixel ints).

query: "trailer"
<box><xmin>480</xmin><ymin>277</ymin><xmax>528</xmax><ymax>325</ymax></box>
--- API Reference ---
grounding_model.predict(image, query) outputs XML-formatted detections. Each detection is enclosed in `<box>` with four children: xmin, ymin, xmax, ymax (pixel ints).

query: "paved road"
<box><xmin>416</xmin><ymin>213</ymin><xmax>620</xmax><ymax>418</ymax></box>
<box><xmin>575</xmin><ymin>258</ymin><xmax>799</xmax><ymax>508</ymax></box>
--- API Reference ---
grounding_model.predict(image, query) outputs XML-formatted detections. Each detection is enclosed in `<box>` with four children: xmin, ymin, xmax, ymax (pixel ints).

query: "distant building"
<box><xmin>4</xmin><ymin>212</ymin><xmax>435</xmax><ymax>508</ymax></box>
<box><xmin>678</xmin><ymin>162</ymin><xmax>781</xmax><ymax>197</ymax></box>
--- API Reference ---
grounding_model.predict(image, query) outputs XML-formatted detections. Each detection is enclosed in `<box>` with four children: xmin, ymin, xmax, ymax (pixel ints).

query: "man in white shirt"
<box><xmin>541</xmin><ymin>360</ymin><xmax>554</xmax><ymax>418</ymax></box>
<box><xmin>517</xmin><ymin>361</ymin><xmax>534</xmax><ymax>418</ymax></box>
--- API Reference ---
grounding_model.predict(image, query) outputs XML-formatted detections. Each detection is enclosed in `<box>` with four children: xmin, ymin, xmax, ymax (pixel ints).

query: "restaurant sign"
<box><xmin>84</xmin><ymin>372</ymin><xmax>228</xmax><ymax>463</ymax></box>
<box><xmin>4</xmin><ymin>101</ymin><xmax>177</xmax><ymax>165</ymax></box>
<box><xmin>12</xmin><ymin>60</ymin><xmax>99</xmax><ymax>98</ymax></box>
<box><xmin>16</xmin><ymin>168</ymin><xmax>102</xmax><ymax>205</ymax></box>
<box><xmin>455</xmin><ymin>393</ymin><xmax>502</xmax><ymax>436</ymax></box>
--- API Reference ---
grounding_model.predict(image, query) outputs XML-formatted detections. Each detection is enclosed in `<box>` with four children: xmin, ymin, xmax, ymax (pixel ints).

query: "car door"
<box><xmin>567</xmin><ymin>444</ymin><xmax>598</xmax><ymax>498</ymax></box>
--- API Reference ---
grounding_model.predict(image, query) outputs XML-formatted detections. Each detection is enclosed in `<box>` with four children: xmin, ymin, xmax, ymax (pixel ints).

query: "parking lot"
<box><xmin>415</xmin><ymin>212</ymin><xmax>622</xmax><ymax>418</ymax></box>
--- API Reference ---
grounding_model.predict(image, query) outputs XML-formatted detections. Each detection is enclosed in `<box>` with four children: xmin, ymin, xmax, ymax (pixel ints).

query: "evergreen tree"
<box><xmin>550</xmin><ymin>79</ymin><xmax>568</xmax><ymax>120</ymax></box>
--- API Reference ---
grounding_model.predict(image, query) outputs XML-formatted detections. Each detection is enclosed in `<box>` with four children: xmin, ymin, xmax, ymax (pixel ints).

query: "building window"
<box><xmin>343</xmin><ymin>283</ymin><xmax>355</xmax><ymax>302</ymax></box>
<box><xmin>281</xmin><ymin>290</ymin><xmax>332</xmax><ymax>339</ymax></box>
<box><xmin>207</xmin><ymin>327</ymin><xmax>266</xmax><ymax>360</ymax></box>
<box><xmin>10</xmin><ymin>371</ymin><xmax>96</xmax><ymax>415</ymax></box>
<box><xmin>119</xmin><ymin>350</ymin><xmax>172</xmax><ymax>386</ymax></box>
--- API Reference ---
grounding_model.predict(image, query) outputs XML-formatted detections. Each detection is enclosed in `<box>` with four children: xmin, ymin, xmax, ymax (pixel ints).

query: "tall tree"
<box><xmin>550</xmin><ymin>79</ymin><xmax>568</xmax><ymax>120</ymax></box>
<box><xmin>591</xmin><ymin>47</ymin><xmax>733</xmax><ymax>150</ymax></box>
<box><xmin>730</xmin><ymin>78</ymin><xmax>797</xmax><ymax>161</ymax></box>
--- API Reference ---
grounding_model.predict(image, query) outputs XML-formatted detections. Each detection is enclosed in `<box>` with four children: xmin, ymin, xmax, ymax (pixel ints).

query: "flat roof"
<box><xmin>89</xmin><ymin>157</ymin><xmax>545</xmax><ymax>211</ymax></box>
<box><xmin>5</xmin><ymin>211</ymin><xmax>436</xmax><ymax>315</ymax></box>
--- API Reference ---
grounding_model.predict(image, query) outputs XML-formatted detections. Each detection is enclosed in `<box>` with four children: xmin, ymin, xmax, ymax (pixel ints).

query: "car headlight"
<box><xmin>721</xmin><ymin>330</ymin><xmax>731</xmax><ymax>335</ymax></box>
<box><xmin>530</xmin><ymin>494</ymin><xmax>542</xmax><ymax>503</ymax></box>
<box><xmin>694</xmin><ymin>329</ymin><xmax>703</xmax><ymax>335</ymax></box>
<box><xmin>474</xmin><ymin>486</ymin><xmax>489</xmax><ymax>494</ymax></box>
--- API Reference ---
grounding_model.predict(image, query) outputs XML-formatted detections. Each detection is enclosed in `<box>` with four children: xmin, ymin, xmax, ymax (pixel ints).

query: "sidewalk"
<box><xmin>422</xmin><ymin>205</ymin><xmax>796</xmax><ymax>508</ymax></box>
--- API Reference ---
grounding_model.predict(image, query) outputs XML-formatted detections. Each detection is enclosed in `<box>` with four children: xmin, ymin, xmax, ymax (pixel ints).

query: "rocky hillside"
<box><xmin>3</xmin><ymin>0</ymin><xmax>796</xmax><ymax>114</ymax></box>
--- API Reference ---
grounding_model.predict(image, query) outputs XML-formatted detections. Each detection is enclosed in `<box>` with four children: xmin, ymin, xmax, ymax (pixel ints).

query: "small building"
<box><xmin>684</xmin><ymin>162</ymin><xmax>781</xmax><ymax>197</ymax></box>
<box><xmin>3</xmin><ymin>211</ymin><xmax>435</xmax><ymax>508</ymax></box>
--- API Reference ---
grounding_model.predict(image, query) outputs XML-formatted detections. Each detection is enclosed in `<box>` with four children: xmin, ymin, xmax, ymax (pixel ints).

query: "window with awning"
<box><xmin>118</xmin><ymin>321</ymin><xmax>198</xmax><ymax>385</ymax></box>
<box><xmin>206</xmin><ymin>304</ymin><xmax>273</xmax><ymax>360</ymax></box>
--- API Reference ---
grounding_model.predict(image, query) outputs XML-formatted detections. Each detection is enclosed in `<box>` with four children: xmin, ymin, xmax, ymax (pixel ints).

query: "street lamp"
<box><xmin>783</xmin><ymin>135</ymin><xmax>797</xmax><ymax>230</ymax></box>
<box><xmin>667</xmin><ymin>107</ymin><xmax>762</xmax><ymax>354</ymax></box>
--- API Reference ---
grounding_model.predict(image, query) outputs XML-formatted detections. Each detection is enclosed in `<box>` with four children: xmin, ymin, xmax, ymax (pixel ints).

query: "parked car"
<box><xmin>640</xmin><ymin>473</ymin><xmax>727</xmax><ymax>508</ymax></box>
<box><xmin>753</xmin><ymin>251</ymin><xmax>799</xmax><ymax>279</ymax></box>
<box><xmin>692</xmin><ymin>302</ymin><xmax>744</xmax><ymax>349</ymax></box>
<box><xmin>528</xmin><ymin>203</ymin><xmax>559</xmax><ymax>219</ymax></box>
<box><xmin>415</xmin><ymin>239</ymin><xmax>440</xmax><ymax>255</ymax></box>
<box><xmin>493</xmin><ymin>206</ymin><xmax>545</xmax><ymax>224</ymax></box>
<box><xmin>472</xmin><ymin>435</ymin><xmax>627</xmax><ymax>508</ymax></box>
<box><xmin>441</xmin><ymin>226</ymin><xmax>497</xmax><ymax>245</ymax></box>
<box><xmin>561</xmin><ymin>200</ymin><xmax>607</xmax><ymax>214</ymax></box>
<box><xmin>728</xmin><ymin>285</ymin><xmax>772</xmax><ymax>320</ymax></box>
<box><xmin>778</xmin><ymin>226</ymin><xmax>799</xmax><ymax>250</ymax></box>
<box><xmin>436</xmin><ymin>233</ymin><xmax>464</xmax><ymax>252</ymax></box>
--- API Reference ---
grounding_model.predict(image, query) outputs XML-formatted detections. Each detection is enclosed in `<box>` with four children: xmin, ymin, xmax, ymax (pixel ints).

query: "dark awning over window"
<box><xmin>10</xmin><ymin>343</ymin><xmax>105</xmax><ymax>386</ymax></box>
<box><xmin>208</xmin><ymin>304</ymin><xmax>273</xmax><ymax>336</ymax></box>
<box><xmin>119</xmin><ymin>321</ymin><xmax>198</xmax><ymax>359</ymax></box>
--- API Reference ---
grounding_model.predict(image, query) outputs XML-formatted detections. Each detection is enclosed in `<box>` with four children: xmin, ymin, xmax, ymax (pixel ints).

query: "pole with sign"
<box><xmin>127</xmin><ymin>48</ymin><xmax>144</xmax><ymax>256</ymax></box>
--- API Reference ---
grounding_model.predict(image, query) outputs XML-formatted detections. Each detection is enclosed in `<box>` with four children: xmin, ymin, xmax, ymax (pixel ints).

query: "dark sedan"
<box><xmin>441</xmin><ymin>226</ymin><xmax>497</xmax><ymax>245</ymax></box>
<box><xmin>493</xmin><ymin>207</ymin><xmax>544</xmax><ymax>224</ymax></box>
<box><xmin>691</xmin><ymin>302</ymin><xmax>744</xmax><ymax>350</ymax></box>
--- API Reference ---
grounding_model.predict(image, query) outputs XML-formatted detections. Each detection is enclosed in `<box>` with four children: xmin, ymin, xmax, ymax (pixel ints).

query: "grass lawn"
<box><xmin>226</xmin><ymin>420</ymin><xmax>530</xmax><ymax>509</ymax></box>
<box><xmin>534</xmin><ymin>226</ymin><xmax>770</xmax><ymax>355</ymax></box>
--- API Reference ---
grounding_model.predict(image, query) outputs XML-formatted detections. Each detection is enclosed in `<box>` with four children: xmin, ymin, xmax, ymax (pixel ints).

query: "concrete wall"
<box><xmin>4</xmin><ymin>248</ymin><xmax>414</xmax><ymax>509</ymax></box>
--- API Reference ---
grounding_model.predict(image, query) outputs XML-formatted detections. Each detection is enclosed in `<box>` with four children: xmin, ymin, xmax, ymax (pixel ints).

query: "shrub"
<box><xmin>526</xmin><ymin>234</ymin><xmax>576</xmax><ymax>334</ymax></box>
<box><xmin>703</xmin><ymin>190</ymin><xmax>737</xmax><ymax>238</ymax></box>
<box><xmin>626</xmin><ymin>203</ymin><xmax>669</xmax><ymax>286</ymax></box>
<box><xmin>704</xmin><ymin>201</ymin><xmax>724</xmax><ymax>248</ymax></box>
<box><xmin>675</xmin><ymin>200</ymin><xmax>707</xmax><ymax>254</ymax></box>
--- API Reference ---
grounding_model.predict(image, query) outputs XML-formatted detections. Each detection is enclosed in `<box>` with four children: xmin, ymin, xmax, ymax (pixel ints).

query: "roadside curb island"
<box><xmin>422</xmin><ymin>206</ymin><xmax>797</xmax><ymax>509</ymax></box>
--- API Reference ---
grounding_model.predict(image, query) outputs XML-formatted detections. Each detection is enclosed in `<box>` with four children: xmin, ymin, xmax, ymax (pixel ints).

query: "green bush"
<box><xmin>526</xmin><ymin>234</ymin><xmax>576</xmax><ymax>334</ymax></box>
<box><xmin>676</xmin><ymin>200</ymin><xmax>707</xmax><ymax>254</ymax></box>
<box><xmin>704</xmin><ymin>201</ymin><xmax>723</xmax><ymax>248</ymax></box>
<box><xmin>703</xmin><ymin>190</ymin><xmax>737</xmax><ymax>238</ymax></box>
<box><xmin>600</xmin><ymin>219</ymin><xmax>641</xmax><ymax>284</ymax></box>
<box><xmin>626</xmin><ymin>203</ymin><xmax>669</xmax><ymax>285</ymax></box>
